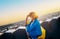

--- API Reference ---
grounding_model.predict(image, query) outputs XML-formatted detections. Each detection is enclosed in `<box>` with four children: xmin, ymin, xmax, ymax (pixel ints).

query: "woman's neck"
<box><xmin>32</xmin><ymin>18</ymin><xmax>34</xmax><ymax>21</ymax></box>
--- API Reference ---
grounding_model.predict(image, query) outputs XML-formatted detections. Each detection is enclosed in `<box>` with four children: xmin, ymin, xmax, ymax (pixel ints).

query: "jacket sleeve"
<box><xmin>26</xmin><ymin>24</ymin><xmax>30</xmax><ymax>33</ymax></box>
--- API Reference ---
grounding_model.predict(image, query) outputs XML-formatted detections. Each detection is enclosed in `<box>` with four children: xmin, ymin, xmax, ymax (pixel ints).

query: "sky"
<box><xmin>0</xmin><ymin>0</ymin><xmax>60</xmax><ymax>26</ymax></box>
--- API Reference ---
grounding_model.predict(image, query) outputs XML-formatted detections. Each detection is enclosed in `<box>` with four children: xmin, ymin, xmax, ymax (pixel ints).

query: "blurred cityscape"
<box><xmin>0</xmin><ymin>11</ymin><xmax>60</xmax><ymax>32</ymax></box>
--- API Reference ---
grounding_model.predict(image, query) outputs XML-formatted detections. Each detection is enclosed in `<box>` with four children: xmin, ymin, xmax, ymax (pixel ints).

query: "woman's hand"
<box><xmin>25</xmin><ymin>15</ymin><xmax>30</xmax><ymax>26</ymax></box>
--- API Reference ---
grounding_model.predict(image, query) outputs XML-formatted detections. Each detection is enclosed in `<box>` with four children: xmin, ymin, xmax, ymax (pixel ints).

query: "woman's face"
<box><xmin>30</xmin><ymin>14</ymin><xmax>35</xmax><ymax>20</ymax></box>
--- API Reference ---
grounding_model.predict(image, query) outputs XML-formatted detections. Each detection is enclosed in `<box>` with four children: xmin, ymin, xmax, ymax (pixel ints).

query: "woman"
<box><xmin>26</xmin><ymin>12</ymin><xmax>42</xmax><ymax>39</ymax></box>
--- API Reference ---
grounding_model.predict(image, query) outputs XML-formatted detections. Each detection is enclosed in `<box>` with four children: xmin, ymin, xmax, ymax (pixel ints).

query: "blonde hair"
<box><xmin>29</xmin><ymin>12</ymin><xmax>38</xmax><ymax>19</ymax></box>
